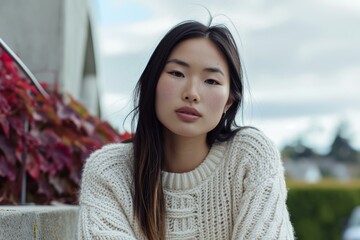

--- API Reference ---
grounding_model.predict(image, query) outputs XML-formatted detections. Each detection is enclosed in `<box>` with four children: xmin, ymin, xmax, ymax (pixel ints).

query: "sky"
<box><xmin>91</xmin><ymin>0</ymin><xmax>360</xmax><ymax>152</ymax></box>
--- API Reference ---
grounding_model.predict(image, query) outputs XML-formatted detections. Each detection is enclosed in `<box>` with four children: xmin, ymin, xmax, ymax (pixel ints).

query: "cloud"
<box><xmin>101</xmin><ymin>92</ymin><xmax>133</xmax><ymax>131</ymax></box>
<box><xmin>100</xmin><ymin>52</ymin><xmax>148</xmax><ymax>94</ymax></box>
<box><xmin>95</xmin><ymin>1</ymin><xmax>294</xmax><ymax>56</ymax></box>
<box><xmin>251</xmin><ymin>67</ymin><xmax>360</xmax><ymax>102</ymax></box>
<box><xmin>96</xmin><ymin>0</ymin><xmax>360</xmax><ymax>117</ymax></box>
<box><xmin>247</xmin><ymin>110</ymin><xmax>360</xmax><ymax>151</ymax></box>
<box><xmin>247</xmin><ymin>114</ymin><xmax>339</xmax><ymax>150</ymax></box>
<box><xmin>94</xmin><ymin>0</ymin><xmax>360</xmax><ymax>150</ymax></box>
<box><xmin>318</xmin><ymin>0</ymin><xmax>360</xmax><ymax>12</ymax></box>
<box><xmin>98</xmin><ymin>16</ymin><xmax>179</xmax><ymax>56</ymax></box>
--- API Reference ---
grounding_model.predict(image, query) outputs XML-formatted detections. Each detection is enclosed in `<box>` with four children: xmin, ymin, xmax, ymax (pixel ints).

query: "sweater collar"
<box><xmin>161</xmin><ymin>140</ymin><xmax>228</xmax><ymax>191</ymax></box>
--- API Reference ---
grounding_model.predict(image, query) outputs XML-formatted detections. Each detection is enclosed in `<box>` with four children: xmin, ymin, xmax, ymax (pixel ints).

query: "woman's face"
<box><xmin>155</xmin><ymin>37</ymin><xmax>232</xmax><ymax>139</ymax></box>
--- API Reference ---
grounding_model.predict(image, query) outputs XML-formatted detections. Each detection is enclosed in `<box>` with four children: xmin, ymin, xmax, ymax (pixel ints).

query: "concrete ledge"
<box><xmin>0</xmin><ymin>205</ymin><xmax>79</xmax><ymax>240</ymax></box>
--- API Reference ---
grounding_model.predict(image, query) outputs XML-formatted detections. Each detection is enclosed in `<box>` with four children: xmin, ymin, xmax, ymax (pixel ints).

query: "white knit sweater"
<box><xmin>78</xmin><ymin>128</ymin><xmax>295</xmax><ymax>239</ymax></box>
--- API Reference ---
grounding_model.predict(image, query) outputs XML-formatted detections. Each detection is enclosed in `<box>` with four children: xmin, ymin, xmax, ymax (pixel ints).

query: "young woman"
<box><xmin>78</xmin><ymin>20</ymin><xmax>295</xmax><ymax>239</ymax></box>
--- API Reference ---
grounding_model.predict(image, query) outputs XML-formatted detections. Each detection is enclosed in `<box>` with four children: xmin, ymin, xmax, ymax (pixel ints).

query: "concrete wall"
<box><xmin>0</xmin><ymin>0</ymin><xmax>100</xmax><ymax>116</ymax></box>
<box><xmin>0</xmin><ymin>0</ymin><xmax>64</xmax><ymax>86</ymax></box>
<box><xmin>0</xmin><ymin>205</ymin><xmax>79</xmax><ymax>240</ymax></box>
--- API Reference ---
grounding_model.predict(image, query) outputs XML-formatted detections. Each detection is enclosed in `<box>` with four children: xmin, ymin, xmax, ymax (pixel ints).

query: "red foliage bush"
<box><xmin>0</xmin><ymin>49</ymin><xmax>131</xmax><ymax>204</ymax></box>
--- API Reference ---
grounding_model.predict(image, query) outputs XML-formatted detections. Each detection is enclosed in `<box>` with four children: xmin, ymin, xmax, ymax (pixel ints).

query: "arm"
<box><xmin>77</xmin><ymin>145</ymin><xmax>139</xmax><ymax>240</ymax></box>
<box><xmin>231</xmin><ymin>130</ymin><xmax>295</xmax><ymax>239</ymax></box>
<box><xmin>231</xmin><ymin>170</ymin><xmax>294</xmax><ymax>239</ymax></box>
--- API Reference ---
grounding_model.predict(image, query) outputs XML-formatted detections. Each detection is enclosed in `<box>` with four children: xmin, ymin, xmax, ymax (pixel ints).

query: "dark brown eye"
<box><xmin>205</xmin><ymin>79</ymin><xmax>220</xmax><ymax>85</ymax></box>
<box><xmin>169</xmin><ymin>71</ymin><xmax>184</xmax><ymax>78</ymax></box>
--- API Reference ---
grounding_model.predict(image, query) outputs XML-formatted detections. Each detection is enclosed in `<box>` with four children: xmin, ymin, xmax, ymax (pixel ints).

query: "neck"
<box><xmin>162</xmin><ymin>130</ymin><xmax>209</xmax><ymax>173</ymax></box>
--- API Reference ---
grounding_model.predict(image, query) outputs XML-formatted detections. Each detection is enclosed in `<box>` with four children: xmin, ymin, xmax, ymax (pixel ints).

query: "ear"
<box><xmin>224</xmin><ymin>97</ymin><xmax>233</xmax><ymax>113</ymax></box>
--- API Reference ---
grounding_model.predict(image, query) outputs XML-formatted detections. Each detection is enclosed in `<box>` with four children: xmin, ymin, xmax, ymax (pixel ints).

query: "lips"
<box><xmin>175</xmin><ymin>106</ymin><xmax>201</xmax><ymax>122</ymax></box>
<box><xmin>175</xmin><ymin>106</ymin><xmax>201</xmax><ymax>116</ymax></box>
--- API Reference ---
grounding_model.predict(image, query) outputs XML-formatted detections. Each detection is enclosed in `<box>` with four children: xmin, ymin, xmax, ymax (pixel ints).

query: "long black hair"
<box><xmin>131</xmin><ymin>20</ymin><xmax>244</xmax><ymax>240</ymax></box>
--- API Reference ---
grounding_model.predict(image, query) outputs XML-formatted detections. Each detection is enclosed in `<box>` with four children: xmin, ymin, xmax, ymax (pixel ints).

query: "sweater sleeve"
<box><xmin>77</xmin><ymin>144</ymin><xmax>139</xmax><ymax>240</ymax></box>
<box><xmin>231</xmin><ymin>130</ymin><xmax>295</xmax><ymax>240</ymax></box>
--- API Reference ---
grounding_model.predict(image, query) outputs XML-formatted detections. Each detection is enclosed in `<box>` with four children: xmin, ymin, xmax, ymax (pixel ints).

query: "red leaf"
<box><xmin>26</xmin><ymin>150</ymin><xmax>40</xmax><ymax>180</ymax></box>
<box><xmin>29</xmin><ymin>149</ymin><xmax>48</xmax><ymax>173</ymax></box>
<box><xmin>70</xmin><ymin>164</ymin><xmax>82</xmax><ymax>185</ymax></box>
<box><xmin>37</xmin><ymin>104</ymin><xmax>61</xmax><ymax>125</ymax></box>
<box><xmin>57</xmin><ymin>102</ymin><xmax>73</xmax><ymax>120</ymax></box>
<box><xmin>9</xmin><ymin>117</ymin><xmax>26</xmax><ymax>136</ymax></box>
<box><xmin>49</xmin><ymin>175</ymin><xmax>71</xmax><ymax>194</ymax></box>
<box><xmin>1</xmin><ymin>50</ymin><xmax>128</xmax><ymax>204</ymax></box>
<box><xmin>0</xmin><ymin>155</ymin><xmax>16</xmax><ymax>181</ymax></box>
<box><xmin>81</xmin><ymin>120</ymin><xmax>95</xmax><ymax>135</ymax></box>
<box><xmin>95</xmin><ymin>122</ymin><xmax>122</xmax><ymax>142</ymax></box>
<box><xmin>49</xmin><ymin>143</ymin><xmax>72</xmax><ymax>171</ymax></box>
<box><xmin>31</xmin><ymin>128</ymin><xmax>61</xmax><ymax>146</ymax></box>
<box><xmin>120</xmin><ymin>131</ymin><xmax>133</xmax><ymax>142</ymax></box>
<box><xmin>0</xmin><ymin>94</ymin><xmax>11</xmax><ymax>115</ymax></box>
<box><xmin>65</xmin><ymin>93</ymin><xmax>89</xmax><ymax>118</ymax></box>
<box><xmin>0</xmin><ymin>115</ymin><xmax>10</xmax><ymax>138</ymax></box>
<box><xmin>0</xmin><ymin>177</ymin><xmax>19</xmax><ymax>204</ymax></box>
<box><xmin>14</xmin><ymin>88</ymin><xmax>35</xmax><ymax>114</ymax></box>
<box><xmin>0</xmin><ymin>52</ymin><xmax>19</xmax><ymax>77</ymax></box>
<box><xmin>37</xmin><ymin>173</ymin><xmax>53</xmax><ymax>198</ymax></box>
<box><xmin>0</xmin><ymin>135</ymin><xmax>16</xmax><ymax>165</ymax></box>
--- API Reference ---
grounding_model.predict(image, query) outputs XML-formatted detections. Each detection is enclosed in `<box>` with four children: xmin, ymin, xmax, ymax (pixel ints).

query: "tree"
<box><xmin>328</xmin><ymin>122</ymin><xmax>358</xmax><ymax>163</ymax></box>
<box><xmin>282</xmin><ymin>140</ymin><xmax>316</xmax><ymax>160</ymax></box>
<box><xmin>0</xmin><ymin>46</ymin><xmax>131</xmax><ymax>204</ymax></box>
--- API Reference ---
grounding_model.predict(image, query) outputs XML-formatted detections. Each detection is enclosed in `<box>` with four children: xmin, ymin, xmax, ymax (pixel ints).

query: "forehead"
<box><xmin>168</xmin><ymin>38</ymin><xmax>228</xmax><ymax>69</ymax></box>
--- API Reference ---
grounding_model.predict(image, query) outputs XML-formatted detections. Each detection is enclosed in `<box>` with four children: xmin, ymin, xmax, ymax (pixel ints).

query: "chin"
<box><xmin>165</xmin><ymin>126</ymin><xmax>211</xmax><ymax>139</ymax></box>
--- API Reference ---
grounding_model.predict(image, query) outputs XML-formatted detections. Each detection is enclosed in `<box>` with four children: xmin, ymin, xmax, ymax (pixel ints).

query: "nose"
<box><xmin>182</xmin><ymin>81</ymin><xmax>200</xmax><ymax>103</ymax></box>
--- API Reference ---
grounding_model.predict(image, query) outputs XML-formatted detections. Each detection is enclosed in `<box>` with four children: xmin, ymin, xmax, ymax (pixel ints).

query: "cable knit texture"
<box><xmin>78</xmin><ymin>128</ymin><xmax>295</xmax><ymax>239</ymax></box>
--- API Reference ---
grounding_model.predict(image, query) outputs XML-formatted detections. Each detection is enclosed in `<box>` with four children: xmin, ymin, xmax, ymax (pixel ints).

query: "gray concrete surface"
<box><xmin>0</xmin><ymin>0</ymin><xmax>100</xmax><ymax>116</ymax></box>
<box><xmin>0</xmin><ymin>205</ymin><xmax>79</xmax><ymax>240</ymax></box>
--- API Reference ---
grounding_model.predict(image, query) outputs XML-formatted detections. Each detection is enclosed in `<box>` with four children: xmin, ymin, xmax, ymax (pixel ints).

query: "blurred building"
<box><xmin>284</xmin><ymin>160</ymin><xmax>322</xmax><ymax>183</ymax></box>
<box><xmin>284</xmin><ymin>157</ymin><xmax>352</xmax><ymax>182</ymax></box>
<box><xmin>0</xmin><ymin>0</ymin><xmax>100</xmax><ymax>116</ymax></box>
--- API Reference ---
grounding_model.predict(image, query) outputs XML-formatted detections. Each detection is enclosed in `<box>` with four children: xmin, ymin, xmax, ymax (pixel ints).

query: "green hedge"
<box><xmin>287</xmin><ymin>180</ymin><xmax>360</xmax><ymax>240</ymax></box>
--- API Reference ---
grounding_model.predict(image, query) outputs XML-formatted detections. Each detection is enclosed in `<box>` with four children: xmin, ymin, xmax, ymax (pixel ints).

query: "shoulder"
<box><xmin>229</xmin><ymin>127</ymin><xmax>283</xmax><ymax>183</ymax></box>
<box><xmin>228</xmin><ymin>127</ymin><xmax>279</xmax><ymax>159</ymax></box>
<box><xmin>79</xmin><ymin>142</ymin><xmax>135</xmax><ymax>212</ymax></box>
<box><xmin>232</xmin><ymin>127</ymin><xmax>278</xmax><ymax>156</ymax></box>
<box><xmin>81</xmin><ymin>142</ymin><xmax>133</xmax><ymax>179</ymax></box>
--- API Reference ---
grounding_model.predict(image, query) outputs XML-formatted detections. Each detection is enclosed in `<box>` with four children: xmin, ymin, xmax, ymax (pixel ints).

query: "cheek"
<box><xmin>156</xmin><ymin>77</ymin><xmax>177</xmax><ymax>105</ymax></box>
<box><xmin>207</xmin><ymin>90</ymin><xmax>230</xmax><ymax>114</ymax></box>
<box><xmin>155</xmin><ymin>76</ymin><xmax>178</xmax><ymax>118</ymax></box>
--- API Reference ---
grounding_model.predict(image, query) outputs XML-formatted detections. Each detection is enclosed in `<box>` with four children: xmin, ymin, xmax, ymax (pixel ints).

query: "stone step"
<box><xmin>0</xmin><ymin>205</ymin><xmax>79</xmax><ymax>240</ymax></box>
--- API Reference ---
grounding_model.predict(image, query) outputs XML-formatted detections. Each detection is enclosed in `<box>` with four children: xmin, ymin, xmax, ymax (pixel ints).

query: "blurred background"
<box><xmin>94</xmin><ymin>2</ymin><xmax>360</xmax><ymax>237</ymax></box>
<box><xmin>90</xmin><ymin>1</ymin><xmax>360</xmax><ymax>239</ymax></box>
<box><xmin>95</xmin><ymin>0</ymin><xmax>360</xmax><ymax>181</ymax></box>
<box><xmin>95</xmin><ymin>0</ymin><xmax>360</xmax><ymax>157</ymax></box>
<box><xmin>1</xmin><ymin>0</ymin><xmax>360</xmax><ymax>239</ymax></box>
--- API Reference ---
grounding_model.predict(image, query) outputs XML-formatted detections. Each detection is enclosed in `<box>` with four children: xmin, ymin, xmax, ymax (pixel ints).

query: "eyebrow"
<box><xmin>166</xmin><ymin>58</ymin><xmax>225</xmax><ymax>76</ymax></box>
